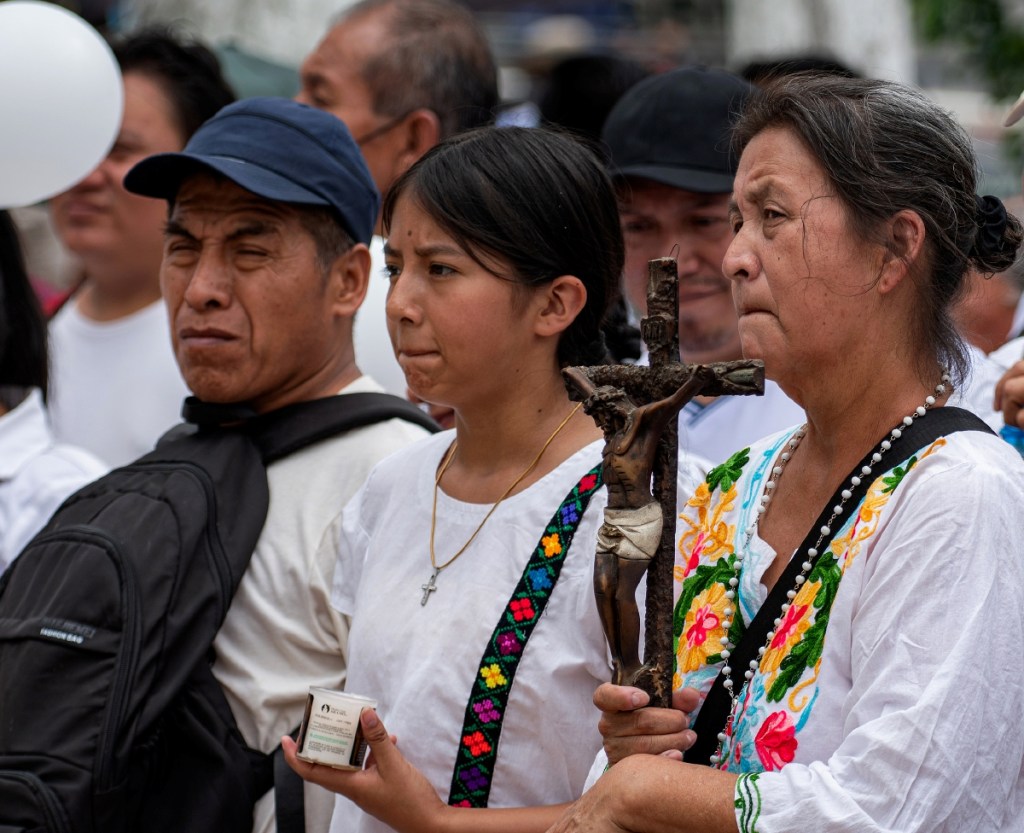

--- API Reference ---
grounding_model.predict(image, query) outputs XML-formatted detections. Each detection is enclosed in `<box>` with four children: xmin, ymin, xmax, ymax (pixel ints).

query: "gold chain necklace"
<box><xmin>420</xmin><ymin>402</ymin><xmax>583</xmax><ymax>605</ymax></box>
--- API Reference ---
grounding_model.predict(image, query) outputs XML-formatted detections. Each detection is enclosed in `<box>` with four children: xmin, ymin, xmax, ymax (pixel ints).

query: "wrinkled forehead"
<box><xmin>169</xmin><ymin>173</ymin><xmax>300</xmax><ymax>225</ymax></box>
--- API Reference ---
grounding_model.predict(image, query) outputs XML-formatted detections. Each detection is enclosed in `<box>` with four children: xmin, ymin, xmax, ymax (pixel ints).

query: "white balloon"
<box><xmin>0</xmin><ymin>1</ymin><xmax>123</xmax><ymax>208</ymax></box>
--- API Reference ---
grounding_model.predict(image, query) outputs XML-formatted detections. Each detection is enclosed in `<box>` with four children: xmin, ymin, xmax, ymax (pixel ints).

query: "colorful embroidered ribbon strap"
<box><xmin>447</xmin><ymin>465</ymin><xmax>603</xmax><ymax>808</ymax></box>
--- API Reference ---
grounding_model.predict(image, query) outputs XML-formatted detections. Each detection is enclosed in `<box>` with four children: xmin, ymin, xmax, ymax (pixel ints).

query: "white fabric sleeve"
<box><xmin>329</xmin><ymin>478</ymin><xmax>373</xmax><ymax>617</ymax></box>
<box><xmin>736</xmin><ymin>449</ymin><xmax>1024</xmax><ymax>833</ymax></box>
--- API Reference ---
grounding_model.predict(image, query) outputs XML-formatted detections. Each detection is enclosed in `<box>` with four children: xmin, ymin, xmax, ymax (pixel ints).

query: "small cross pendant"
<box><xmin>421</xmin><ymin>567</ymin><xmax>440</xmax><ymax>606</ymax></box>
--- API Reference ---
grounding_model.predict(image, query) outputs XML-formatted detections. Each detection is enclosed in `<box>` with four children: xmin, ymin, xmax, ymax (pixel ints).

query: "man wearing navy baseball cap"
<box><xmin>125</xmin><ymin>97</ymin><xmax>433</xmax><ymax>833</ymax></box>
<box><xmin>602</xmin><ymin>67</ymin><xmax>803</xmax><ymax>465</ymax></box>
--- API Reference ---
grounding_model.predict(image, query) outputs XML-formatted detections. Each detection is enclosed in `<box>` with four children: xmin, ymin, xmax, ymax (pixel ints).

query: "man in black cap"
<box><xmin>124</xmin><ymin>96</ymin><xmax>432</xmax><ymax>833</ymax></box>
<box><xmin>602</xmin><ymin>67</ymin><xmax>803</xmax><ymax>464</ymax></box>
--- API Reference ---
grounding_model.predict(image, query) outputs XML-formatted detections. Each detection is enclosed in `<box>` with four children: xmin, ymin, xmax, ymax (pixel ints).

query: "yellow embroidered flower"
<box><xmin>676</xmin><ymin>583</ymin><xmax>728</xmax><ymax>673</ymax></box>
<box><xmin>541</xmin><ymin>533</ymin><xmax>562</xmax><ymax>557</ymax></box>
<box><xmin>480</xmin><ymin>664</ymin><xmax>507</xmax><ymax>689</ymax></box>
<box><xmin>676</xmin><ymin>482</ymin><xmax>737</xmax><ymax>580</ymax></box>
<box><xmin>760</xmin><ymin>580</ymin><xmax>818</xmax><ymax>678</ymax></box>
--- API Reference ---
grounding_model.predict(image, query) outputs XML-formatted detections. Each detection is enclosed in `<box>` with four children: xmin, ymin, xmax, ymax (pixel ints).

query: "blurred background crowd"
<box><xmin>12</xmin><ymin>0</ymin><xmax>1024</xmax><ymax>330</ymax></box>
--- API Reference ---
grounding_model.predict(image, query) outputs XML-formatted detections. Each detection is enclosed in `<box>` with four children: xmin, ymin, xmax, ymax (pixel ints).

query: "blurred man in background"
<box><xmin>47</xmin><ymin>29</ymin><xmax>234</xmax><ymax>467</ymax></box>
<box><xmin>297</xmin><ymin>0</ymin><xmax>498</xmax><ymax>402</ymax></box>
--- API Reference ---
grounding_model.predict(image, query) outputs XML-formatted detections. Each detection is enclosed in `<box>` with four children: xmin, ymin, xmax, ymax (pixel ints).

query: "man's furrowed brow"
<box><xmin>164</xmin><ymin>219</ymin><xmax>195</xmax><ymax>240</ymax></box>
<box><xmin>226</xmin><ymin>221</ymin><xmax>279</xmax><ymax>242</ymax></box>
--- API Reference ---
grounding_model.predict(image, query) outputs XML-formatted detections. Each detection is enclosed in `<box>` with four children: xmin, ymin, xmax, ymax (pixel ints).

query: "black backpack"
<box><xmin>0</xmin><ymin>393</ymin><xmax>438</xmax><ymax>833</ymax></box>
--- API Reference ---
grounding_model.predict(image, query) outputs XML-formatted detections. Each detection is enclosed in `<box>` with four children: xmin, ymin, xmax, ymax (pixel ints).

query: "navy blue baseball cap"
<box><xmin>602</xmin><ymin>67</ymin><xmax>752</xmax><ymax>194</ymax></box>
<box><xmin>124</xmin><ymin>97</ymin><xmax>380</xmax><ymax>245</ymax></box>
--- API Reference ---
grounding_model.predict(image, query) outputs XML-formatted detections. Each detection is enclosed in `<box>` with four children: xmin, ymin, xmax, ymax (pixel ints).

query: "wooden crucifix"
<box><xmin>563</xmin><ymin>257</ymin><xmax>764</xmax><ymax>708</ymax></box>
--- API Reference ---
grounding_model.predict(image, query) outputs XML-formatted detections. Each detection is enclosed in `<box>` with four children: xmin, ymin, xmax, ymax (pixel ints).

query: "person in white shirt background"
<box><xmin>47</xmin><ymin>29</ymin><xmax>235</xmax><ymax>467</ymax></box>
<box><xmin>297</xmin><ymin>0</ymin><xmax>499</xmax><ymax>410</ymax></box>
<box><xmin>0</xmin><ymin>211</ymin><xmax>106</xmax><ymax>574</ymax></box>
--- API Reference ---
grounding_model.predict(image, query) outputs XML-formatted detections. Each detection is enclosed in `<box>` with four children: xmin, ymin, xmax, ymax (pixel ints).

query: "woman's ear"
<box><xmin>534</xmin><ymin>275</ymin><xmax>588</xmax><ymax>337</ymax></box>
<box><xmin>330</xmin><ymin>243</ymin><xmax>372</xmax><ymax>317</ymax></box>
<box><xmin>879</xmin><ymin>209</ymin><xmax>927</xmax><ymax>294</ymax></box>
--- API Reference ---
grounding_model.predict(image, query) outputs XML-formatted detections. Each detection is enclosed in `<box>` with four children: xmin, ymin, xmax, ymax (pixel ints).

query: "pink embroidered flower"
<box><xmin>676</xmin><ymin>583</ymin><xmax>727</xmax><ymax>673</ymax></box>
<box><xmin>686</xmin><ymin>603</ymin><xmax>720</xmax><ymax>648</ymax></box>
<box><xmin>473</xmin><ymin>698</ymin><xmax>502</xmax><ymax>723</ymax></box>
<box><xmin>454</xmin><ymin>800</ymin><xmax>472</xmax><ymax>807</ymax></box>
<box><xmin>680</xmin><ymin>530</ymin><xmax>707</xmax><ymax>578</ymax></box>
<box><xmin>768</xmin><ymin>603</ymin><xmax>809</xmax><ymax>652</ymax></box>
<box><xmin>579</xmin><ymin>473</ymin><xmax>598</xmax><ymax>492</ymax></box>
<box><xmin>480</xmin><ymin>664</ymin><xmax>507</xmax><ymax>689</ymax></box>
<box><xmin>542</xmin><ymin>534</ymin><xmax>562</xmax><ymax>557</ymax></box>
<box><xmin>755</xmin><ymin>711</ymin><xmax>797</xmax><ymax>771</ymax></box>
<box><xmin>510</xmin><ymin>598</ymin><xmax>535</xmax><ymax>622</ymax></box>
<box><xmin>462</xmin><ymin>731</ymin><xmax>492</xmax><ymax>757</ymax></box>
<box><xmin>497</xmin><ymin>632</ymin><xmax>521</xmax><ymax>655</ymax></box>
<box><xmin>760</xmin><ymin>582</ymin><xmax>817</xmax><ymax>677</ymax></box>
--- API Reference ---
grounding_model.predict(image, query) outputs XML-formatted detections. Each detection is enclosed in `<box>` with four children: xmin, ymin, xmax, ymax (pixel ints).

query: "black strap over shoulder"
<box><xmin>177</xmin><ymin>392</ymin><xmax>440</xmax><ymax>464</ymax></box>
<box><xmin>246</xmin><ymin>392</ymin><xmax>440</xmax><ymax>463</ymax></box>
<box><xmin>274</xmin><ymin>728</ymin><xmax>305</xmax><ymax>833</ymax></box>
<box><xmin>685</xmin><ymin>406</ymin><xmax>993</xmax><ymax>766</ymax></box>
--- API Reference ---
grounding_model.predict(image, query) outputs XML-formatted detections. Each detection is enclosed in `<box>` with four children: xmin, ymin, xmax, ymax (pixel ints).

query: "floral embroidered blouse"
<box><xmin>674</xmin><ymin>425</ymin><xmax>1024</xmax><ymax>833</ymax></box>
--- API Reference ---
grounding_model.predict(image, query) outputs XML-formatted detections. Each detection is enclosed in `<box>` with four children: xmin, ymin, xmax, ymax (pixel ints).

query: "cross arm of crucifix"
<box><xmin>564</xmin><ymin>359</ymin><xmax>765</xmax><ymax>404</ymax></box>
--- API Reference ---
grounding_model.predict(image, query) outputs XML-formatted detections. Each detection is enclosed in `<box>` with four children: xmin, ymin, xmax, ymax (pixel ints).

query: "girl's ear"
<box><xmin>534</xmin><ymin>275</ymin><xmax>588</xmax><ymax>338</ymax></box>
<box><xmin>878</xmin><ymin>209</ymin><xmax>926</xmax><ymax>295</ymax></box>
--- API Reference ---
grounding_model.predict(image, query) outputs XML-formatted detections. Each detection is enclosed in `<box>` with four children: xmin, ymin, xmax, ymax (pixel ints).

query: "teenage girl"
<box><xmin>284</xmin><ymin>126</ymin><xmax>705</xmax><ymax>832</ymax></box>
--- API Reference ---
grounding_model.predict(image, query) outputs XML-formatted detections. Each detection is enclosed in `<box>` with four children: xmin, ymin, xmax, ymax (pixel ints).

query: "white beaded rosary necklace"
<box><xmin>709</xmin><ymin>371</ymin><xmax>950</xmax><ymax>766</ymax></box>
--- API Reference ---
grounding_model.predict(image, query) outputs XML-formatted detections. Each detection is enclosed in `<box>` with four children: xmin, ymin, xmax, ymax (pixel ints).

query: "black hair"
<box><xmin>733</xmin><ymin>74</ymin><xmax>1024</xmax><ymax>386</ymax></box>
<box><xmin>296</xmin><ymin>205</ymin><xmax>355</xmax><ymax>277</ymax></box>
<box><xmin>739</xmin><ymin>55</ymin><xmax>859</xmax><ymax>87</ymax></box>
<box><xmin>538</xmin><ymin>53</ymin><xmax>650</xmax><ymax>156</ymax></box>
<box><xmin>0</xmin><ymin>212</ymin><xmax>49</xmax><ymax>400</ymax></box>
<box><xmin>112</xmin><ymin>27</ymin><xmax>236</xmax><ymax>141</ymax></box>
<box><xmin>382</xmin><ymin>126</ymin><xmax>624</xmax><ymax>367</ymax></box>
<box><xmin>342</xmin><ymin>0</ymin><xmax>497</xmax><ymax>139</ymax></box>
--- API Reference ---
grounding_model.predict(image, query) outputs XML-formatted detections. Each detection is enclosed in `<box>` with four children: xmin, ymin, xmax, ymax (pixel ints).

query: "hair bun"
<box><xmin>974</xmin><ymin>194</ymin><xmax>1010</xmax><ymax>261</ymax></box>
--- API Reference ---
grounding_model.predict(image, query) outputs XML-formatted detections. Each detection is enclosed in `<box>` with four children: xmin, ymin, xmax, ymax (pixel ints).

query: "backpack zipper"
<box><xmin>40</xmin><ymin>526</ymin><xmax>143</xmax><ymax>792</ymax></box>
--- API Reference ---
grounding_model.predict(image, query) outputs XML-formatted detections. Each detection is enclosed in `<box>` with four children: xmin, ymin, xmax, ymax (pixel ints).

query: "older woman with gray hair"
<box><xmin>548</xmin><ymin>75</ymin><xmax>1024</xmax><ymax>833</ymax></box>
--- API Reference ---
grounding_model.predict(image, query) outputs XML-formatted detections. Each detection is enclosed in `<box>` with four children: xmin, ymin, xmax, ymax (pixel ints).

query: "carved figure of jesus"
<box><xmin>564</xmin><ymin>365</ymin><xmax>714</xmax><ymax>686</ymax></box>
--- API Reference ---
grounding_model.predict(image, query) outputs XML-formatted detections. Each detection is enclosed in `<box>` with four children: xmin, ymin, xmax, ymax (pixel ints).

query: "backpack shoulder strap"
<box><xmin>249</xmin><ymin>392</ymin><xmax>440</xmax><ymax>464</ymax></box>
<box><xmin>171</xmin><ymin>393</ymin><xmax>440</xmax><ymax>464</ymax></box>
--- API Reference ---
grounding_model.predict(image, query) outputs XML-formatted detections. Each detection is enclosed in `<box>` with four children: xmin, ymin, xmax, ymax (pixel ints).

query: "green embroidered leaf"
<box><xmin>735</xmin><ymin>773</ymin><xmax>763</xmax><ymax>833</ymax></box>
<box><xmin>882</xmin><ymin>454</ymin><xmax>919</xmax><ymax>494</ymax></box>
<box><xmin>673</xmin><ymin>559</ymin><xmax>736</xmax><ymax>641</ymax></box>
<box><xmin>673</xmin><ymin>562</ymin><xmax>748</xmax><ymax>664</ymax></box>
<box><xmin>766</xmin><ymin>615</ymin><xmax>829</xmax><ymax>702</ymax></box>
<box><xmin>706</xmin><ymin>448</ymin><xmax>751</xmax><ymax>494</ymax></box>
<box><xmin>809</xmin><ymin>556</ymin><xmax>842</xmax><ymax>611</ymax></box>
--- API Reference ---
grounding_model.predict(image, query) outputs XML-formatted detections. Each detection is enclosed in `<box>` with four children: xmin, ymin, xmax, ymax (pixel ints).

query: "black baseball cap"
<box><xmin>602</xmin><ymin>67</ymin><xmax>753</xmax><ymax>194</ymax></box>
<box><xmin>125</xmin><ymin>97</ymin><xmax>380</xmax><ymax>245</ymax></box>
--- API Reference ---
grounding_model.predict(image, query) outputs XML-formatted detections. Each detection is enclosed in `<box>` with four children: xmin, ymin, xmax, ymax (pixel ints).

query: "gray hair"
<box><xmin>338</xmin><ymin>0</ymin><xmax>498</xmax><ymax>140</ymax></box>
<box><xmin>732</xmin><ymin>74</ymin><xmax>1023</xmax><ymax>387</ymax></box>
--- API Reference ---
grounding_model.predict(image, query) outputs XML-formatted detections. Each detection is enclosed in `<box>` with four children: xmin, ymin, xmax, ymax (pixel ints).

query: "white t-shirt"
<box><xmin>0</xmin><ymin>388</ymin><xmax>107</xmax><ymax>573</ymax></box>
<box><xmin>679</xmin><ymin>379</ymin><xmax>805</xmax><ymax>466</ymax></box>
<box><xmin>952</xmin><ymin>343</ymin><xmax>1010</xmax><ymax>429</ymax></box>
<box><xmin>990</xmin><ymin>335</ymin><xmax>1024</xmax><ymax>371</ymax></box>
<box><xmin>352</xmin><ymin>236</ymin><xmax>407</xmax><ymax>397</ymax></box>
<box><xmin>329</xmin><ymin>436</ymin><xmax>615</xmax><ymax>833</ymax></box>
<box><xmin>210</xmin><ymin>376</ymin><xmax>431</xmax><ymax>833</ymax></box>
<box><xmin>48</xmin><ymin>299</ymin><xmax>189</xmax><ymax>467</ymax></box>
